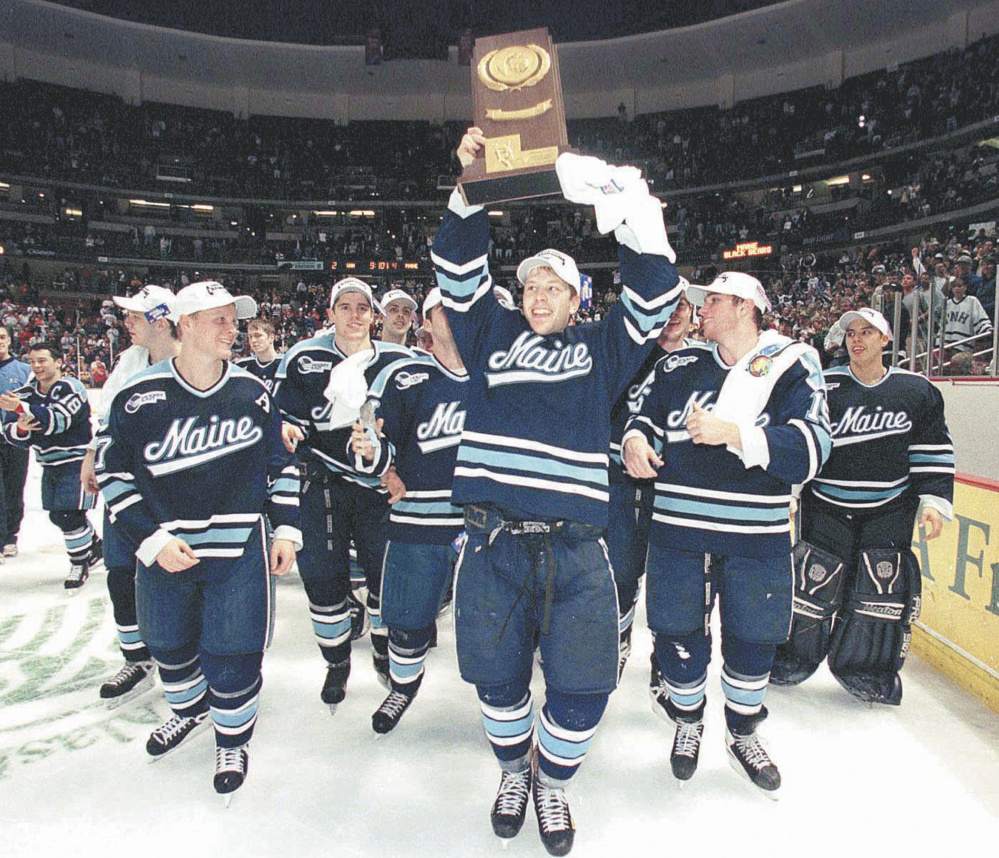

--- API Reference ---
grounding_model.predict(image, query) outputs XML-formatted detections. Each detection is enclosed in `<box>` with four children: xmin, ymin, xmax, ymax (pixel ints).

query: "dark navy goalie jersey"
<box><xmin>95</xmin><ymin>359</ymin><xmax>301</xmax><ymax>566</ymax></box>
<box><xmin>273</xmin><ymin>335</ymin><xmax>412</xmax><ymax>490</ymax></box>
<box><xmin>1</xmin><ymin>375</ymin><xmax>92</xmax><ymax>467</ymax></box>
<box><xmin>807</xmin><ymin>365</ymin><xmax>954</xmax><ymax>518</ymax></box>
<box><xmin>432</xmin><ymin>203</ymin><xmax>682</xmax><ymax>529</ymax></box>
<box><xmin>235</xmin><ymin>355</ymin><xmax>280</xmax><ymax>393</ymax></box>
<box><xmin>625</xmin><ymin>341</ymin><xmax>832</xmax><ymax>558</ymax></box>
<box><xmin>365</xmin><ymin>353</ymin><xmax>469</xmax><ymax>544</ymax></box>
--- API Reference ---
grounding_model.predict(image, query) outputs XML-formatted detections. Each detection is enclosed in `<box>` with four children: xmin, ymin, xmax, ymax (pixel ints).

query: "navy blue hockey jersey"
<box><xmin>625</xmin><ymin>340</ymin><xmax>832</xmax><ymax>558</ymax></box>
<box><xmin>432</xmin><ymin>204</ymin><xmax>682</xmax><ymax>528</ymax></box>
<box><xmin>365</xmin><ymin>353</ymin><xmax>469</xmax><ymax>544</ymax></box>
<box><xmin>807</xmin><ymin>365</ymin><xmax>954</xmax><ymax>516</ymax></box>
<box><xmin>273</xmin><ymin>336</ymin><xmax>412</xmax><ymax>490</ymax></box>
<box><xmin>1</xmin><ymin>375</ymin><xmax>92</xmax><ymax>467</ymax></box>
<box><xmin>95</xmin><ymin>359</ymin><xmax>301</xmax><ymax>565</ymax></box>
<box><xmin>235</xmin><ymin>355</ymin><xmax>280</xmax><ymax>393</ymax></box>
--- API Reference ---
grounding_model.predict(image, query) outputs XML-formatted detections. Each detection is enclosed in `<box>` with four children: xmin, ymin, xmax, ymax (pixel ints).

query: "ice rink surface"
<box><xmin>2</xmin><ymin>461</ymin><xmax>997</xmax><ymax>858</ymax></box>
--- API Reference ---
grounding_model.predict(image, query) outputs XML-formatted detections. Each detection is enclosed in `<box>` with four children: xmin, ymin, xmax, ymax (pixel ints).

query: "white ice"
<box><xmin>1</xmin><ymin>460</ymin><xmax>997</xmax><ymax>858</ymax></box>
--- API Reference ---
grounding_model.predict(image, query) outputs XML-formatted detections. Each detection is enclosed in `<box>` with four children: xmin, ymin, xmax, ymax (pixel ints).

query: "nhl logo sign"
<box><xmin>876</xmin><ymin>561</ymin><xmax>895</xmax><ymax>580</ymax></box>
<box><xmin>807</xmin><ymin>563</ymin><xmax>827</xmax><ymax>583</ymax></box>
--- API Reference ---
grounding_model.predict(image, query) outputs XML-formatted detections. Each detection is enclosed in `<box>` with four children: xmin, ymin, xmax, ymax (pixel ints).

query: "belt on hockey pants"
<box><xmin>464</xmin><ymin>505</ymin><xmax>603</xmax><ymax>635</ymax></box>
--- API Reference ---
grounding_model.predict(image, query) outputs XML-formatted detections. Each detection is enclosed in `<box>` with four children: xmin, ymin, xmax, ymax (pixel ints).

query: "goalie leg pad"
<box><xmin>828</xmin><ymin>548</ymin><xmax>918</xmax><ymax>705</ymax></box>
<box><xmin>771</xmin><ymin>540</ymin><xmax>847</xmax><ymax>686</ymax></box>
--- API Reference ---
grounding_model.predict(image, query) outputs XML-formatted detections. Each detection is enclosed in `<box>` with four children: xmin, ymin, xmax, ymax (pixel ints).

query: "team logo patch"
<box><xmin>661</xmin><ymin>354</ymin><xmax>698</xmax><ymax>373</ymax></box>
<box><xmin>298</xmin><ymin>356</ymin><xmax>333</xmax><ymax>374</ymax></box>
<box><xmin>124</xmin><ymin>391</ymin><xmax>167</xmax><ymax>413</ymax></box>
<box><xmin>807</xmin><ymin>563</ymin><xmax>827</xmax><ymax>583</ymax></box>
<box><xmin>748</xmin><ymin>355</ymin><xmax>773</xmax><ymax>377</ymax></box>
<box><xmin>395</xmin><ymin>371</ymin><xmax>430</xmax><ymax>390</ymax></box>
<box><xmin>876</xmin><ymin>561</ymin><xmax>895</xmax><ymax>580</ymax></box>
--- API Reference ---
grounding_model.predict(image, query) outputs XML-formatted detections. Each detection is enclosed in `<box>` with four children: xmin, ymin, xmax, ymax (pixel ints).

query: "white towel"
<box><xmin>555</xmin><ymin>152</ymin><xmax>643</xmax><ymax>233</ymax></box>
<box><xmin>712</xmin><ymin>331</ymin><xmax>813</xmax><ymax>468</ymax></box>
<box><xmin>323</xmin><ymin>349</ymin><xmax>374</xmax><ymax>430</ymax></box>
<box><xmin>556</xmin><ymin>152</ymin><xmax>674</xmax><ymax>260</ymax></box>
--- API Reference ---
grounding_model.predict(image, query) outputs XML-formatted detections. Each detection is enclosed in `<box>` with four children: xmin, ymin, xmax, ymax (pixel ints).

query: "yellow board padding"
<box><xmin>913</xmin><ymin>478</ymin><xmax>999</xmax><ymax>711</ymax></box>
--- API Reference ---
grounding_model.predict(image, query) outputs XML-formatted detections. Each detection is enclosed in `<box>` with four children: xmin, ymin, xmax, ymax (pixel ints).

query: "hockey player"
<box><xmin>0</xmin><ymin>326</ymin><xmax>31</xmax><ymax>557</ymax></box>
<box><xmin>379</xmin><ymin>288</ymin><xmax>418</xmax><ymax>346</ymax></box>
<box><xmin>352</xmin><ymin>286</ymin><xmax>467</xmax><ymax>733</ymax></box>
<box><xmin>274</xmin><ymin>277</ymin><xmax>412</xmax><ymax>712</ymax></box>
<box><xmin>622</xmin><ymin>271</ymin><xmax>831</xmax><ymax>796</ymax></box>
<box><xmin>0</xmin><ymin>341</ymin><xmax>102</xmax><ymax>590</ymax></box>
<box><xmin>236</xmin><ymin>317</ymin><xmax>281</xmax><ymax>392</ymax></box>
<box><xmin>435</xmin><ymin>128</ymin><xmax>682</xmax><ymax>855</ymax></box>
<box><xmin>608</xmin><ymin>286</ymin><xmax>696</xmax><ymax>678</ymax></box>
<box><xmin>772</xmin><ymin>308</ymin><xmax>953</xmax><ymax>704</ymax></box>
<box><xmin>95</xmin><ymin>280</ymin><xmax>301</xmax><ymax>800</ymax></box>
<box><xmin>82</xmin><ymin>285</ymin><xmax>181</xmax><ymax>706</ymax></box>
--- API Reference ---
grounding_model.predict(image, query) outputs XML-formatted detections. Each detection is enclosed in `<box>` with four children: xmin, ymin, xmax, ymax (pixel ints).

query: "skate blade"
<box><xmin>223</xmin><ymin>793</ymin><xmax>234</xmax><ymax>809</ymax></box>
<box><xmin>103</xmin><ymin>676</ymin><xmax>156</xmax><ymax>710</ymax></box>
<box><xmin>327</xmin><ymin>703</ymin><xmax>340</xmax><ymax>716</ymax></box>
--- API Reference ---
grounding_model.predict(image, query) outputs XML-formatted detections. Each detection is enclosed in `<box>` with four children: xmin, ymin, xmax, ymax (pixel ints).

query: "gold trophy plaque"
<box><xmin>458</xmin><ymin>28</ymin><xmax>571</xmax><ymax>206</ymax></box>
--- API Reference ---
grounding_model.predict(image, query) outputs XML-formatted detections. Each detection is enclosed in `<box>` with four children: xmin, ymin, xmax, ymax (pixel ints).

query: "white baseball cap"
<box><xmin>516</xmin><ymin>249</ymin><xmax>582</xmax><ymax>294</ymax></box>
<box><xmin>168</xmin><ymin>281</ymin><xmax>257</xmax><ymax>322</ymax></box>
<box><xmin>676</xmin><ymin>276</ymin><xmax>699</xmax><ymax>323</ymax></box>
<box><xmin>422</xmin><ymin>286</ymin><xmax>444</xmax><ymax>318</ymax></box>
<box><xmin>839</xmin><ymin>307</ymin><xmax>893</xmax><ymax>340</ymax></box>
<box><xmin>686</xmin><ymin>271</ymin><xmax>772</xmax><ymax>313</ymax></box>
<box><xmin>381</xmin><ymin>288</ymin><xmax>417</xmax><ymax>311</ymax></box>
<box><xmin>329</xmin><ymin>277</ymin><xmax>383</xmax><ymax>313</ymax></box>
<box><xmin>113</xmin><ymin>285</ymin><xmax>175</xmax><ymax>322</ymax></box>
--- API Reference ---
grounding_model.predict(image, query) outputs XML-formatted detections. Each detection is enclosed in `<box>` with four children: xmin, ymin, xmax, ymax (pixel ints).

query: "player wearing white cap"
<box><xmin>623</xmin><ymin>271</ymin><xmax>831</xmax><ymax>797</ymax></box>
<box><xmin>274</xmin><ymin>277</ymin><xmax>412</xmax><ymax>712</ymax></box>
<box><xmin>434</xmin><ymin>128</ymin><xmax>682</xmax><ymax>855</ymax></box>
<box><xmin>351</xmin><ymin>286</ymin><xmax>468</xmax><ymax>733</ymax></box>
<box><xmin>95</xmin><ymin>280</ymin><xmax>301</xmax><ymax>802</ymax></box>
<box><xmin>82</xmin><ymin>285</ymin><xmax>182</xmax><ymax>706</ymax></box>
<box><xmin>772</xmin><ymin>308</ymin><xmax>954</xmax><ymax>704</ymax></box>
<box><xmin>379</xmin><ymin>288</ymin><xmax>418</xmax><ymax>346</ymax></box>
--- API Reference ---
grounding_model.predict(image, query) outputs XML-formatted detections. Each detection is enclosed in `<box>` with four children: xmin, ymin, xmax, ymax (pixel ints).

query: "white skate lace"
<box><xmin>65</xmin><ymin>564</ymin><xmax>88</xmax><ymax>583</ymax></box>
<box><xmin>108</xmin><ymin>662</ymin><xmax>147</xmax><ymax>687</ymax></box>
<box><xmin>376</xmin><ymin>690</ymin><xmax>411</xmax><ymax>719</ymax></box>
<box><xmin>215</xmin><ymin>746</ymin><xmax>246</xmax><ymax>775</ymax></box>
<box><xmin>495</xmin><ymin>769</ymin><xmax>530</xmax><ymax>815</ymax></box>
<box><xmin>733</xmin><ymin>733</ymin><xmax>773</xmax><ymax>771</ymax></box>
<box><xmin>535</xmin><ymin>783</ymin><xmax>571</xmax><ymax>832</ymax></box>
<box><xmin>673</xmin><ymin>721</ymin><xmax>703</xmax><ymax>758</ymax></box>
<box><xmin>153</xmin><ymin>714</ymin><xmax>199</xmax><ymax>745</ymax></box>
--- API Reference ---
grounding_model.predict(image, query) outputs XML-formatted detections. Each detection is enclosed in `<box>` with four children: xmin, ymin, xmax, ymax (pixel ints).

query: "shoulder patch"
<box><xmin>659</xmin><ymin>353</ymin><xmax>699</xmax><ymax>374</ymax></box>
<box><xmin>125</xmin><ymin>390</ymin><xmax>167</xmax><ymax>413</ymax></box>
<box><xmin>395</xmin><ymin>370</ymin><xmax>430</xmax><ymax>390</ymax></box>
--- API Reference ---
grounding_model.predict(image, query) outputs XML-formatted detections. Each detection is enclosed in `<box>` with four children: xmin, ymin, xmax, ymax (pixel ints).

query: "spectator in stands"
<box><xmin>943</xmin><ymin>276</ymin><xmax>993</xmax><ymax>363</ymax></box>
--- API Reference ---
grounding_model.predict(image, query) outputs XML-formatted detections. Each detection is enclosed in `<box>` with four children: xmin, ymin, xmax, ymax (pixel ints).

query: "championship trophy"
<box><xmin>458</xmin><ymin>28</ymin><xmax>571</xmax><ymax>206</ymax></box>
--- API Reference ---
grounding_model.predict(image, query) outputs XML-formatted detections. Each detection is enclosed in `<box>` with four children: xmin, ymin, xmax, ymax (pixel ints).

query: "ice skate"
<box><xmin>100</xmin><ymin>660</ymin><xmax>155</xmax><ymax>709</ymax></box>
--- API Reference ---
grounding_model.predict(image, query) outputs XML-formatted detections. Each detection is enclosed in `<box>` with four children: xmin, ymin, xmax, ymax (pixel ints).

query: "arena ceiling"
<box><xmin>2</xmin><ymin>0</ymin><xmax>998</xmax><ymax>118</ymax></box>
